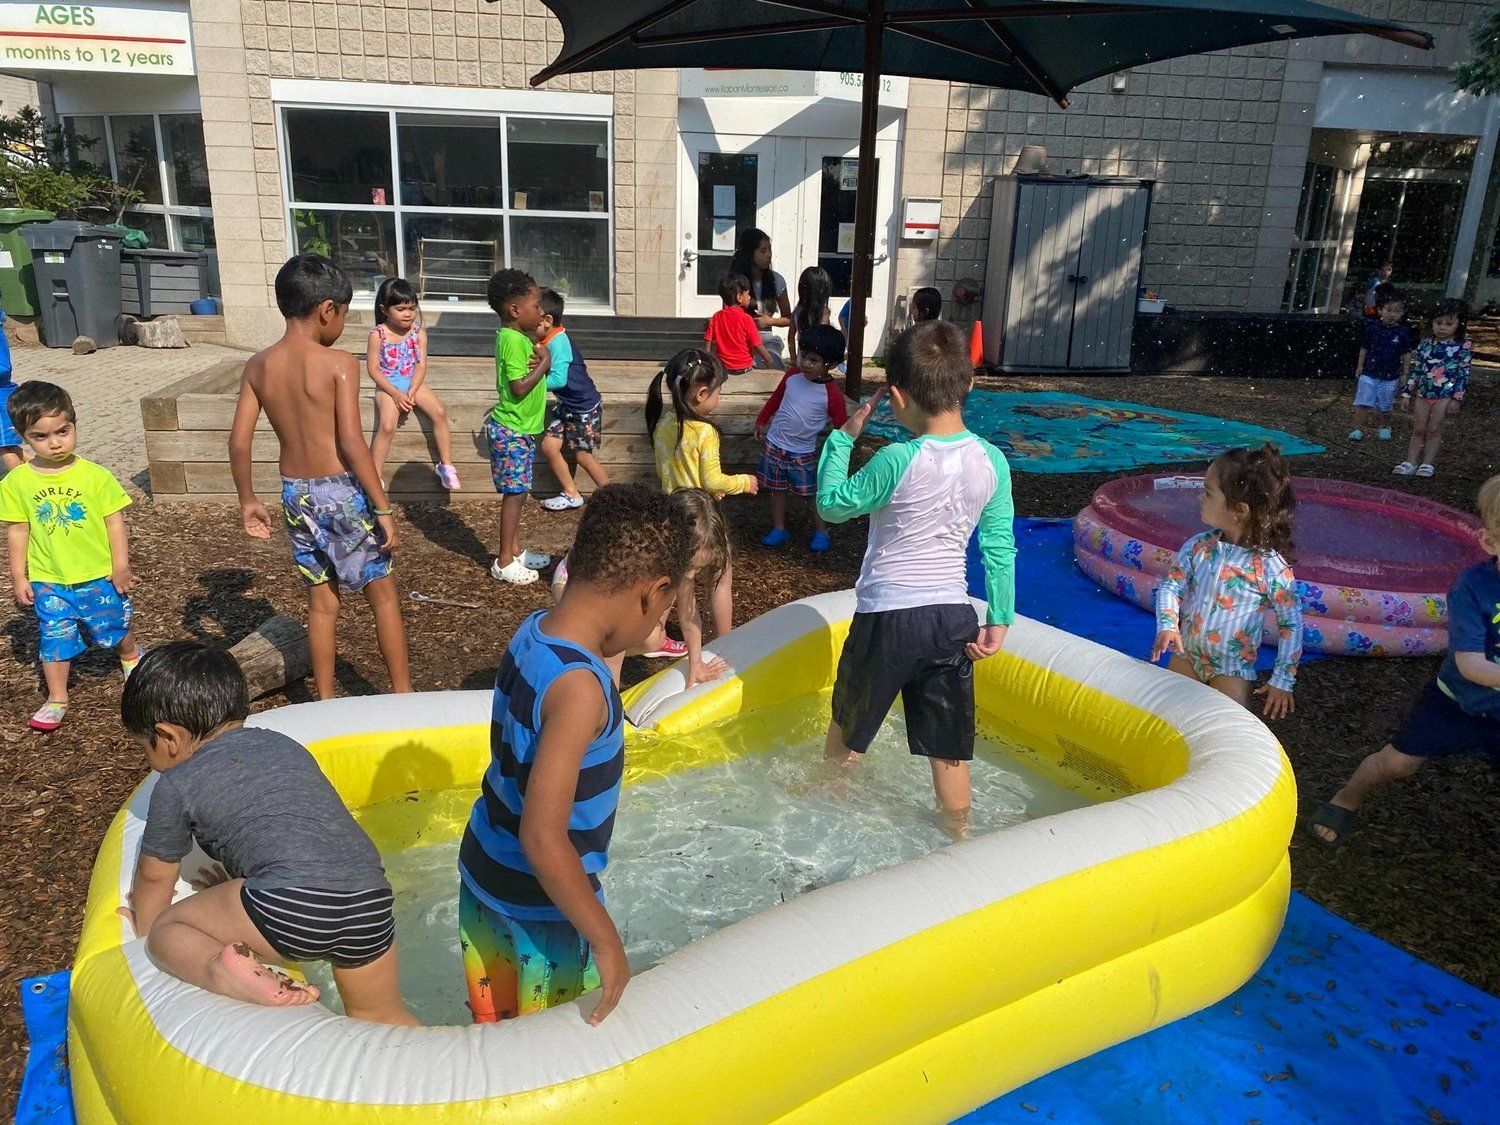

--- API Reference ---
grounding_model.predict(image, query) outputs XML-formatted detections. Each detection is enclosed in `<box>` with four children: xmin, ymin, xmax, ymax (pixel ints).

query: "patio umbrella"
<box><xmin>528</xmin><ymin>1</ymin><xmax>1432</xmax><ymax>395</ymax></box>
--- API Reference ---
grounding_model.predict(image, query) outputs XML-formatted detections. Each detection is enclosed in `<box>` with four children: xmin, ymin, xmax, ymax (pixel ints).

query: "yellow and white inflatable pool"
<box><xmin>71</xmin><ymin>590</ymin><xmax>1294</xmax><ymax>1123</ymax></box>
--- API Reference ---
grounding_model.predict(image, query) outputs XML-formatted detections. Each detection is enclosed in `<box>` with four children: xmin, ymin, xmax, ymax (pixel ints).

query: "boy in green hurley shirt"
<box><xmin>1</xmin><ymin>381</ymin><xmax>143</xmax><ymax>732</ymax></box>
<box><xmin>485</xmin><ymin>268</ymin><xmax>554</xmax><ymax>584</ymax></box>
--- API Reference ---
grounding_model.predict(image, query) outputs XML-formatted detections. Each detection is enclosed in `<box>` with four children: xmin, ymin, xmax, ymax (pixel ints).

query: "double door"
<box><xmin>678</xmin><ymin>132</ymin><xmax>897</xmax><ymax>343</ymax></box>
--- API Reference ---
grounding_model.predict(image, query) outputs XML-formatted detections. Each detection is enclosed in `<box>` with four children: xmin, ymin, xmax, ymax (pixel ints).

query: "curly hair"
<box><xmin>565</xmin><ymin>484</ymin><xmax>695</xmax><ymax>594</ymax></box>
<box><xmin>1213</xmin><ymin>444</ymin><xmax>1295</xmax><ymax>557</ymax></box>
<box><xmin>670</xmin><ymin>488</ymin><xmax>729</xmax><ymax>590</ymax></box>
<box><xmin>485</xmin><ymin>268</ymin><xmax>536</xmax><ymax>319</ymax></box>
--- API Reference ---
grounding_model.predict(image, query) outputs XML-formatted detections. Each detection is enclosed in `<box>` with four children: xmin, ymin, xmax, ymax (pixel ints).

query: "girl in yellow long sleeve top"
<box><xmin>647</xmin><ymin>349</ymin><xmax>758</xmax><ymax>645</ymax></box>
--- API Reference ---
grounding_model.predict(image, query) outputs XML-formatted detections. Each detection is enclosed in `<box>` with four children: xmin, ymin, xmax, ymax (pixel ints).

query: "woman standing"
<box><xmin>729</xmin><ymin>227</ymin><xmax>792</xmax><ymax>369</ymax></box>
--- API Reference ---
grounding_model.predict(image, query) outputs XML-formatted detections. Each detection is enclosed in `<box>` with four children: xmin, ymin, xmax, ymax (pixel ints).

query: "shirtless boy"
<box><xmin>228</xmin><ymin>254</ymin><xmax>410</xmax><ymax>697</ymax></box>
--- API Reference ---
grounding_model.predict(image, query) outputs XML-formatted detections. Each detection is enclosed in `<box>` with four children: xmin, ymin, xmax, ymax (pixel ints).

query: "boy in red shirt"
<box><xmin>705</xmin><ymin>273</ymin><xmax>775</xmax><ymax>374</ymax></box>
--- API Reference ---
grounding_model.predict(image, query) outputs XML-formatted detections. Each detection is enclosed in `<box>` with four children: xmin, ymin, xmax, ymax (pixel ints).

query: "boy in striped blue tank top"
<box><xmin>459</xmin><ymin>485</ymin><xmax>693</xmax><ymax>1024</ymax></box>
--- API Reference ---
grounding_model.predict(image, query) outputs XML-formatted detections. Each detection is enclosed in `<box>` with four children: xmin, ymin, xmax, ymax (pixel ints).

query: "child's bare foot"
<box><xmin>210</xmin><ymin>943</ymin><xmax>320</xmax><ymax>1007</ymax></box>
<box><xmin>941</xmin><ymin>806</ymin><xmax>972</xmax><ymax>841</ymax></box>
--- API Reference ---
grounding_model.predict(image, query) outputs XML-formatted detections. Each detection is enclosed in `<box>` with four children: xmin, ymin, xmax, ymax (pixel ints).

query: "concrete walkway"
<box><xmin>8</xmin><ymin>341</ymin><xmax>249</xmax><ymax>489</ymax></box>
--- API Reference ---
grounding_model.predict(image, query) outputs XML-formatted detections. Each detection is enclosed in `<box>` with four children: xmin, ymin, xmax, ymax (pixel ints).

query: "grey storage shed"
<box><xmin>980</xmin><ymin>175</ymin><xmax>1152</xmax><ymax>373</ymax></box>
<box><xmin>120</xmin><ymin>248</ymin><xmax>212</xmax><ymax>317</ymax></box>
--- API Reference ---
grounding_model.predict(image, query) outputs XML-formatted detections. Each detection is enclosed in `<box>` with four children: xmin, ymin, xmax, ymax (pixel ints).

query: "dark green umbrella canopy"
<box><xmin>527</xmin><ymin>0</ymin><xmax>1432</xmax><ymax>388</ymax></box>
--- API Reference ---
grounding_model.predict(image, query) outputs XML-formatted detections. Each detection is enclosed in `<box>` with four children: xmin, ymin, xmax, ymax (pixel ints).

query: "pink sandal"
<box><xmin>29</xmin><ymin>700</ymin><xmax>68</xmax><ymax>732</ymax></box>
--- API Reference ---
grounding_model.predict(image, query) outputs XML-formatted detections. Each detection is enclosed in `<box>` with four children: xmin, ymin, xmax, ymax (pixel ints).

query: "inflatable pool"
<box><xmin>71</xmin><ymin>590</ymin><xmax>1294</xmax><ymax>1123</ymax></box>
<box><xmin>1075</xmin><ymin>475</ymin><xmax>1488</xmax><ymax>657</ymax></box>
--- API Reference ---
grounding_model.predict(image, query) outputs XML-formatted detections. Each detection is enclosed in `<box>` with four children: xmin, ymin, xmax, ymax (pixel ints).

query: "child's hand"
<box><xmin>1399</xmin><ymin>392</ymin><xmax>1412</xmax><ymax>412</ymax></box>
<box><xmin>533</xmin><ymin>341</ymin><xmax>551</xmax><ymax>365</ymax></box>
<box><xmin>743</xmin><ymin>476</ymin><xmax>759</xmax><ymax>496</ymax></box>
<box><xmin>966</xmin><ymin>624</ymin><xmax>1007</xmax><ymax>661</ymax></box>
<box><xmin>841</xmin><ymin>387</ymin><xmax>888</xmax><ymax>439</ymax></box>
<box><xmin>1150</xmin><ymin>629</ymin><xmax>1181</xmax><ymax>662</ymax></box>
<box><xmin>116</xmin><ymin>902</ymin><xmax>140</xmax><ymax>938</ymax></box>
<box><xmin>397</xmin><ymin>393</ymin><xmax>415</xmax><ymax>413</ymax></box>
<box><xmin>111</xmin><ymin>564</ymin><xmax>137</xmax><ymax>596</ymax></box>
<box><xmin>1256</xmin><ymin>684</ymin><xmax>1295</xmax><ymax>720</ymax></box>
<box><xmin>187</xmin><ymin>862</ymin><xmax>231</xmax><ymax>891</ymax></box>
<box><xmin>685</xmin><ymin>655</ymin><xmax>730</xmax><ymax>689</ymax></box>
<box><xmin>241</xmin><ymin>500</ymin><xmax>274</xmax><ymax>540</ymax></box>
<box><xmin>375</xmin><ymin>513</ymin><xmax>399</xmax><ymax>553</ymax></box>
<box><xmin>755</xmin><ymin>422</ymin><xmax>767</xmax><ymax>442</ymax></box>
<box><xmin>14</xmin><ymin>579</ymin><xmax>34</xmax><ymax>606</ymax></box>
<box><xmin>587</xmin><ymin>938</ymin><xmax>630</xmax><ymax>1026</ymax></box>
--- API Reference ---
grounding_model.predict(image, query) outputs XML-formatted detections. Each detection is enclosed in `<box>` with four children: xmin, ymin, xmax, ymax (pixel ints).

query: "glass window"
<box><xmin>123</xmin><ymin>210</ymin><xmax>169</xmax><ymax>248</ymax></box>
<box><xmin>111</xmin><ymin>115</ymin><xmax>163</xmax><ymax>205</ymax></box>
<box><xmin>63</xmin><ymin>115</ymin><xmax>109</xmax><ymax>176</ymax></box>
<box><xmin>402</xmin><ymin>213</ymin><xmax>505</xmax><ymax>302</ymax></box>
<box><xmin>694</xmin><ymin>152</ymin><xmax>758</xmax><ymax>297</ymax></box>
<box><xmin>397</xmin><ymin>115</ymin><xmax>503</xmax><ymax>208</ymax></box>
<box><xmin>292</xmin><ymin>208</ymin><xmax>398</xmax><ymax>293</ymax></box>
<box><xmin>507</xmin><ymin>117</ymin><xmax>608</xmax><ymax>211</ymax></box>
<box><xmin>510</xmin><ymin>217</ymin><xmax>609</xmax><ymax>305</ymax></box>
<box><xmin>285</xmin><ymin>109</ymin><xmax>392</xmax><ymax>205</ymax></box>
<box><xmin>173</xmin><ymin>214</ymin><xmax>215</xmax><ymax>252</ymax></box>
<box><xmin>161</xmin><ymin>114</ymin><xmax>210</xmax><ymax>208</ymax></box>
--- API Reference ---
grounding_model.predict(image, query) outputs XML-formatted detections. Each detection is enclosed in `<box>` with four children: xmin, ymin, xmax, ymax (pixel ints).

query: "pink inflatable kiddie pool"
<box><xmin>1075</xmin><ymin>475</ymin><xmax>1488</xmax><ymax>657</ymax></box>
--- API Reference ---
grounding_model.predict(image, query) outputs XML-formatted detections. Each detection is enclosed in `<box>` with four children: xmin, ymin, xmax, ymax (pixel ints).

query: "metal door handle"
<box><xmin>682</xmin><ymin>249</ymin><xmax>699</xmax><ymax>264</ymax></box>
<box><xmin>872</xmin><ymin>252</ymin><xmax>889</xmax><ymax>266</ymax></box>
<box><xmin>1066</xmin><ymin>274</ymin><xmax>1089</xmax><ymax>286</ymax></box>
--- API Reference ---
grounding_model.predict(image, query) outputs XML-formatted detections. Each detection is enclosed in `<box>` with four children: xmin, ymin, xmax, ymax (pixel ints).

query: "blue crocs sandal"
<box><xmin>809</xmin><ymin>531</ymin><xmax>831</xmax><ymax>552</ymax></box>
<box><xmin>761</xmin><ymin>528</ymin><xmax>791</xmax><ymax>548</ymax></box>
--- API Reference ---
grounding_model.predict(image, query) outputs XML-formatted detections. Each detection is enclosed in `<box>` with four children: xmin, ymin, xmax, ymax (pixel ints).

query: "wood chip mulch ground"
<box><xmin>2</xmin><ymin>370</ymin><xmax>1497</xmax><ymax>1108</ymax></box>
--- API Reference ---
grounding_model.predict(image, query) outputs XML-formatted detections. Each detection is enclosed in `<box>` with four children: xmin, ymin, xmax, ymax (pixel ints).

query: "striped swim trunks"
<box><xmin>240</xmin><ymin>884</ymin><xmax>397</xmax><ymax>969</ymax></box>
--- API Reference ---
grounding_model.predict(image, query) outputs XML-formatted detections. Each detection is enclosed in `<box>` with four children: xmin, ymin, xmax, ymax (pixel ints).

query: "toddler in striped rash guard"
<box><xmin>1151</xmin><ymin>445</ymin><xmax>1304</xmax><ymax>720</ymax></box>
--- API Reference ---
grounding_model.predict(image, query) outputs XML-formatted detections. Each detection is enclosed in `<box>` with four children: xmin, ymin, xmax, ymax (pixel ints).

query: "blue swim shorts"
<box><xmin>485</xmin><ymin>417</ymin><xmax>537</xmax><ymax>496</ymax></box>
<box><xmin>0</xmin><ymin>382</ymin><xmax>20</xmax><ymax>448</ymax></box>
<box><xmin>281</xmin><ymin>472</ymin><xmax>392</xmax><ymax>592</ymax></box>
<box><xmin>34</xmin><ymin>577</ymin><xmax>132</xmax><ymax>663</ymax></box>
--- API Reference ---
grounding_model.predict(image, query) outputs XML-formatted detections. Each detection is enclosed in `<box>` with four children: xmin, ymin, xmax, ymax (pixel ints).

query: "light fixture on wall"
<box><xmin>1110</xmin><ymin>70</ymin><xmax>1129</xmax><ymax>93</ymax></box>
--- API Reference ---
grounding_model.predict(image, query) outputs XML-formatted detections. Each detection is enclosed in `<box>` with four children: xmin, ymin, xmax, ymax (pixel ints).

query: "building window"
<box><xmin>61</xmin><ymin>113</ymin><xmax>215</xmax><ymax>253</ymax></box>
<box><xmin>280</xmin><ymin>107</ymin><xmax>613</xmax><ymax>308</ymax></box>
<box><xmin>1282</xmin><ymin>161</ymin><xmax>1350</xmax><ymax>313</ymax></box>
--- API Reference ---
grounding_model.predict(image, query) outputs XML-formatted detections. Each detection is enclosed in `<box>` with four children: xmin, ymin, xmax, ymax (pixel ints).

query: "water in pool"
<box><xmin>305</xmin><ymin>693</ymin><xmax>1091</xmax><ymax>1024</ymax></box>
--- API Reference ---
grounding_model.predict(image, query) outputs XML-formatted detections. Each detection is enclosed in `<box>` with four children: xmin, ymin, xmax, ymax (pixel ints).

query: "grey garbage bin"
<box><xmin>21</xmin><ymin>221</ymin><xmax>124</xmax><ymax>348</ymax></box>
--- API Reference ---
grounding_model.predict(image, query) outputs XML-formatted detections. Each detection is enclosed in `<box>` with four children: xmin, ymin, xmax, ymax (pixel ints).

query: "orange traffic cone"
<box><xmin>969</xmin><ymin>319</ymin><xmax>985</xmax><ymax>366</ymax></box>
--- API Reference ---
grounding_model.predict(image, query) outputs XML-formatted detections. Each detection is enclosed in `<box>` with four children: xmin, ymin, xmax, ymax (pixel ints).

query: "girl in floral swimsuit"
<box><xmin>366</xmin><ymin>277</ymin><xmax>460</xmax><ymax>490</ymax></box>
<box><xmin>1152</xmin><ymin>444</ymin><xmax>1304</xmax><ymax>720</ymax></box>
<box><xmin>1395</xmin><ymin>298</ymin><xmax>1472</xmax><ymax>480</ymax></box>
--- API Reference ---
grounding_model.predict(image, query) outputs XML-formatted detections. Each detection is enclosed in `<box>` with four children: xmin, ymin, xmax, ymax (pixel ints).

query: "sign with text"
<box><xmin>0</xmin><ymin>3</ymin><xmax>194</xmax><ymax>75</ymax></box>
<box><xmin>681</xmin><ymin>69</ymin><xmax>909</xmax><ymax>108</ymax></box>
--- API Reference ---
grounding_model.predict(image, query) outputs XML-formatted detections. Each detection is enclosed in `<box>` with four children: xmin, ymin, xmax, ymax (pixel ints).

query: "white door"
<box><xmin>678</xmin><ymin>132</ymin><xmax>898</xmax><ymax>348</ymax></box>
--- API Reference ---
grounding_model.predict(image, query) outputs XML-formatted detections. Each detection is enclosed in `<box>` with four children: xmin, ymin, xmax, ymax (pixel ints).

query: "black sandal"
<box><xmin>1306</xmin><ymin>802</ymin><xmax>1358</xmax><ymax>851</ymax></box>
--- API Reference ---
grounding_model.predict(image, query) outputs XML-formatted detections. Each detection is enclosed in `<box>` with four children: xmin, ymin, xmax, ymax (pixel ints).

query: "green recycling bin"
<box><xmin>0</xmin><ymin>207</ymin><xmax>56</xmax><ymax>315</ymax></box>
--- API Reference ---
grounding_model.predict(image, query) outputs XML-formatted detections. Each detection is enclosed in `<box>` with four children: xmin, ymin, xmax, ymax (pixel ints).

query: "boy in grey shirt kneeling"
<box><xmin>119</xmin><ymin>641</ymin><xmax>417</xmax><ymax>1025</ymax></box>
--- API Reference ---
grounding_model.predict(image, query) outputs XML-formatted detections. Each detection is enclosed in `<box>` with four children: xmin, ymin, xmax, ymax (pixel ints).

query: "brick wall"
<box><xmin>896</xmin><ymin>1</ymin><xmax>1493</xmax><ymax>317</ymax></box>
<box><xmin>189</xmin><ymin>0</ymin><xmax>678</xmax><ymax>347</ymax></box>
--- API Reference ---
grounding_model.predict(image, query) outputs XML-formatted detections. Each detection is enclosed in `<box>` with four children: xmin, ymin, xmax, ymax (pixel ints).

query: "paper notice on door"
<box><xmin>840</xmin><ymin>159</ymin><xmax>859</xmax><ymax>191</ymax></box>
<box><xmin>837</xmin><ymin>222</ymin><xmax>856</xmax><ymax>254</ymax></box>
<box><xmin>712</xmin><ymin>218</ymin><xmax>736</xmax><ymax>251</ymax></box>
<box><xmin>0</xmin><ymin>251</ymin><xmax>11</xmax><ymax>269</ymax></box>
<box><xmin>712</xmin><ymin>184</ymin><xmax>736</xmax><ymax>218</ymax></box>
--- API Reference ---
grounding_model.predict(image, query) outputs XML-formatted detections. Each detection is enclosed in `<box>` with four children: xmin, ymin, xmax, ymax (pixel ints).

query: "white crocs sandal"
<box><xmin>489</xmin><ymin>557</ymin><xmax>539</xmax><ymax>585</ymax></box>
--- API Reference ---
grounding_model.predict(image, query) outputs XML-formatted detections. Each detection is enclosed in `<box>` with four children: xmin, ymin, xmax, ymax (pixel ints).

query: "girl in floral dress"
<box><xmin>366</xmin><ymin>277</ymin><xmax>460</xmax><ymax>489</ymax></box>
<box><xmin>1394</xmin><ymin>299</ymin><xmax>1472</xmax><ymax>479</ymax></box>
<box><xmin>1151</xmin><ymin>445</ymin><xmax>1304</xmax><ymax>719</ymax></box>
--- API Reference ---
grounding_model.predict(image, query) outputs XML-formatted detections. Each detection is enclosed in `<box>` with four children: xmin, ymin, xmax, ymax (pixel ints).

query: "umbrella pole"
<box><xmin>844</xmin><ymin>0</ymin><xmax>885</xmax><ymax>401</ymax></box>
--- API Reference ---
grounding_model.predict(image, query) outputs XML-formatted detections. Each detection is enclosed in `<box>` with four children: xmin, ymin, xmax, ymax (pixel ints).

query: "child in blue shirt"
<box><xmin>536</xmin><ymin>288</ymin><xmax>610</xmax><ymax>511</ymax></box>
<box><xmin>458</xmin><ymin>484</ymin><xmax>693</xmax><ymax>1025</ymax></box>
<box><xmin>1309</xmin><ymin>474</ymin><xmax>1500</xmax><ymax>849</ymax></box>
<box><xmin>0</xmin><ymin>308</ymin><xmax>22</xmax><ymax>470</ymax></box>
<box><xmin>1350</xmin><ymin>291</ymin><xmax>1416</xmax><ymax>442</ymax></box>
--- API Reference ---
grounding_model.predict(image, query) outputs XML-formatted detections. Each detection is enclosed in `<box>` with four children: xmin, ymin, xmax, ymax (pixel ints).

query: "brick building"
<box><xmin>2</xmin><ymin>0</ymin><xmax>1496</xmax><ymax>350</ymax></box>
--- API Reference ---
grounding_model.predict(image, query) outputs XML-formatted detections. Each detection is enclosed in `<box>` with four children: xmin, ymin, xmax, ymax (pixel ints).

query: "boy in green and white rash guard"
<box><xmin>817</xmin><ymin>320</ymin><xmax>1015</xmax><ymax>835</ymax></box>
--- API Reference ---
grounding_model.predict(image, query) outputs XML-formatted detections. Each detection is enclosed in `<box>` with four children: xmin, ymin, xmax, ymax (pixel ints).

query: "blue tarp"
<box><xmin>963</xmin><ymin>893</ymin><xmax>1498</xmax><ymax>1123</ymax></box>
<box><xmin>16</xmin><ymin>971</ymin><xmax>72</xmax><ymax>1124</ymax></box>
<box><xmin>867</xmin><ymin>390</ymin><xmax>1323</xmax><ymax>473</ymax></box>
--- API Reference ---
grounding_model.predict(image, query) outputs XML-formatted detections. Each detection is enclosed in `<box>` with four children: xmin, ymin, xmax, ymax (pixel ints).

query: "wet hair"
<box><xmin>1429</xmin><ymin>297</ymin><xmax>1468</xmax><ymax>342</ymax></box>
<box><xmin>121</xmin><ymin>641</ymin><xmax>250</xmax><ymax>740</ymax></box>
<box><xmin>718</xmin><ymin>272</ymin><xmax>750</xmax><ymax>307</ymax></box>
<box><xmin>911</xmin><ymin>286</ymin><xmax>943</xmax><ymax>322</ymax></box>
<box><xmin>1478</xmin><ymin>474</ymin><xmax>1500</xmax><ymax>534</ymax></box>
<box><xmin>671</xmin><ymin>488</ymin><xmax>730</xmax><ymax>591</ymax></box>
<box><xmin>1211</xmin><ymin>444</ymin><xmax>1295</xmax><ymax>556</ymax></box>
<box><xmin>801</xmin><ymin>323</ymin><xmax>847</xmax><ymax>367</ymax></box>
<box><xmin>646</xmin><ymin>348</ymin><xmax>728</xmax><ymax>444</ymax></box>
<box><xmin>729</xmin><ymin>227</ymin><xmax>775</xmax><ymax>308</ymax></box>
<box><xmin>275</xmin><ymin>253</ymin><xmax>353</xmax><ymax>319</ymax></box>
<box><xmin>486</xmin><ymin>268</ymin><xmax>537</xmax><ymax>319</ymax></box>
<box><xmin>795</xmin><ymin>266</ymin><xmax>832</xmax><ymax>337</ymax></box>
<box><xmin>1374</xmin><ymin>285</ymin><xmax>1405</xmax><ymax>311</ymax></box>
<box><xmin>7</xmin><ymin>380</ymin><xmax>75</xmax><ymax>434</ymax></box>
<box><xmin>374</xmin><ymin>277</ymin><xmax>419</xmax><ymax>326</ymax></box>
<box><xmin>885</xmin><ymin>320</ymin><xmax>972</xmax><ymax>416</ymax></box>
<box><xmin>565</xmin><ymin>484</ymin><xmax>695</xmax><ymax>594</ymax></box>
<box><xmin>539</xmin><ymin>287</ymin><xmax>566</xmax><ymax>325</ymax></box>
